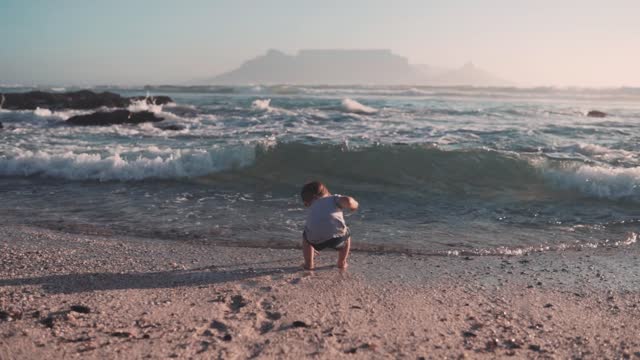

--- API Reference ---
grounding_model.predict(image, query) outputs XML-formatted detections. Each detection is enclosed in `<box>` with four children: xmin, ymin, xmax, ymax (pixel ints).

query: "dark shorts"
<box><xmin>304</xmin><ymin>229</ymin><xmax>350</xmax><ymax>251</ymax></box>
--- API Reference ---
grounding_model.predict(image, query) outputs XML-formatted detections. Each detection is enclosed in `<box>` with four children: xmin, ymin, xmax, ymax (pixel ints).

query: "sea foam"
<box><xmin>539</xmin><ymin>161</ymin><xmax>640</xmax><ymax>200</ymax></box>
<box><xmin>251</xmin><ymin>98</ymin><xmax>272</xmax><ymax>111</ymax></box>
<box><xmin>341</xmin><ymin>98</ymin><xmax>377</xmax><ymax>114</ymax></box>
<box><xmin>0</xmin><ymin>146</ymin><xmax>256</xmax><ymax>181</ymax></box>
<box><xmin>32</xmin><ymin>107</ymin><xmax>92</xmax><ymax>121</ymax></box>
<box><xmin>250</xmin><ymin>98</ymin><xmax>295</xmax><ymax>115</ymax></box>
<box><xmin>127</xmin><ymin>98</ymin><xmax>165</xmax><ymax>113</ymax></box>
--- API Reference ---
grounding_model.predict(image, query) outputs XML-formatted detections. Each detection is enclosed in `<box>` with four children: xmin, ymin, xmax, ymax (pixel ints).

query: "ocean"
<box><xmin>0</xmin><ymin>85</ymin><xmax>638</xmax><ymax>255</ymax></box>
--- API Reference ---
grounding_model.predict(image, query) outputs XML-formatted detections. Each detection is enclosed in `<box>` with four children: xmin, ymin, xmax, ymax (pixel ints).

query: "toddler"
<box><xmin>300</xmin><ymin>181</ymin><xmax>359</xmax><ymax>270</ymax></box>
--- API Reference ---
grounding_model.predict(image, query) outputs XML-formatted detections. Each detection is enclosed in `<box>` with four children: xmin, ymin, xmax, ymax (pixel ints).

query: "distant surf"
<box><xmin>340</xmin><ymin>98</ymin><xmax>377</xmax><ymax>114</ymax></box>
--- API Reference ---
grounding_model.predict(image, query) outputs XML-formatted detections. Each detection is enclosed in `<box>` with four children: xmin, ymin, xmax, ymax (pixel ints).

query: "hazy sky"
<box><xmin>1</xmin><ymin>0</ymin><xmax>639</xmax><ymax>87</ymax></box>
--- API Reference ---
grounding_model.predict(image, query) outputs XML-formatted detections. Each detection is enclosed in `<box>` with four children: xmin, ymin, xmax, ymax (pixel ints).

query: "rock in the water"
<box><xmin>0</xmin><ymin>122</ymin><xmax>3</xmax><ymax>129</ymax></box>
<box><xmin>587</xmin><ymin>110</ymin><xmax>607</xmax><ymax>118</ymax></box>
<box><xmin>0</xmin><ymin>90</ymin><xmax>173</xmax><ymax>110</ymax></box>
<box><xmin>1</xmin><ymin>90</ymin><xmax>129</xmax><ymax>110</ymax></box>
<box><xmin>130</xmin><ymin>95</ymin><xmax>173</xmax><ymax>105</ymax></box>
<box><xmin>155</xmin><ymin>123</ymin><xmax>185</xmax><ymax>131</ymax></box>
<box><xmin>66</xmin><ymin>110</ymin><xmax>162</xmax><ymax>126</ymax></box>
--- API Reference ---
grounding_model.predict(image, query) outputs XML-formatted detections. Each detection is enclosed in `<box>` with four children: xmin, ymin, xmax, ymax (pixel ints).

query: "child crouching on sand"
<box><xmin>300</xmin><ymin>181</ymin><xmax>359</xmax><ymax>270</ymax></box>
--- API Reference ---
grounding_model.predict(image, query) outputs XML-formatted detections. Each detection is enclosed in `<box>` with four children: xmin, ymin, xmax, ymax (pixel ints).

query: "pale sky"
<box><xmin>1</xmin><ymin>0</ymin><xmax>639</xmax><ymax>87</ymax></box>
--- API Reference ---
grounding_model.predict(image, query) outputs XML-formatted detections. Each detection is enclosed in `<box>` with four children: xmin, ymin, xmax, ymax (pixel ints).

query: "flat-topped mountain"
<box><xmin>209</xmin><ymin>49</ymin><xmax>426</xmax><ymax>85</ymax></box>
<box><xmin>205</xmin><ymin>49</ymin><xmax>512</xmax><ymax>87</ymax></box>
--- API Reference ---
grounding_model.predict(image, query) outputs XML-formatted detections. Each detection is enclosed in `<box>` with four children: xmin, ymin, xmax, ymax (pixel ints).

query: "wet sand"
<box><xmin>1</xmin><ymin>225</ymin><xmax>639</xmax><ymax>359</ymax></box>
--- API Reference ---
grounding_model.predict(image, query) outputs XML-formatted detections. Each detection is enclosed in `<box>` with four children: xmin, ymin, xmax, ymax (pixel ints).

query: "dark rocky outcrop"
<box><xmin>66</xmin><ymin>110</ymin><xmax>162</xmax><ymax>126</ymax></box>
<box><xmin>587</xmin><ymin>110</ymin><xmax>607</xmax><ymax>118</ymax></box>
<box><xmin>0</xmin><ymin>122</ymin><xmax>3</xmax><ymax>129</ymax></box>
<box><xmin>130</xmin><ymin>95</ymin><xmax>173</xmax><ymax>105</ymax></box>
<box><xmin>1</xmin><ymin>90</ymin><xmax>129</xmax><ymax>110</ymax></box>
<box><xmin>0</xmin><ymin>90</ymin><xmax>173</xmax><ymax>110</ymax></box>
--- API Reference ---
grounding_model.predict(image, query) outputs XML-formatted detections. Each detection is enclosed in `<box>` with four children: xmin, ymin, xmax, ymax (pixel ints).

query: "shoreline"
<box><xmin>1</xmin><ymin>224</ymin><xmax>639</xmax><ymax>359</ymax></box>
<box><xmin>3</xmin><ymin>215</ymin><xmax>636</xmax><ymax>258</ymax></box>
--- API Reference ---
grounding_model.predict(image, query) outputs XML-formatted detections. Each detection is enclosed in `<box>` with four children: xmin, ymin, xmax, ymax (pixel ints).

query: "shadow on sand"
<box><xmin>0</xmin><ymin>264</ymin><xmax>336</xmax><ymax>294</ymax></box>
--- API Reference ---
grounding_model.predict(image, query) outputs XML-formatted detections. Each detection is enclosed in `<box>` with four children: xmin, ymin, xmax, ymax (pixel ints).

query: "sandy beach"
<box><xmin>3</xmin><ymin>1</ymin><xmax>640</xmax><ymax>359</ymax></box>
<box><xmin>0</xmin><ymin>225</ymin><xmax>638</xmax><ymax>359</ymax></box>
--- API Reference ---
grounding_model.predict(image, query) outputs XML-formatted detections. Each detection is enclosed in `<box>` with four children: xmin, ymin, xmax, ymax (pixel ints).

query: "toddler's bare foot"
<box><xmin>337</xmin><ymin>262</ymin><xmax>348</xmax><ymax>271</ymax></box>
<box><xmin>303</xmin><ymin>263</ymin><xmax>315</xmax><ymax>271</ymax></box>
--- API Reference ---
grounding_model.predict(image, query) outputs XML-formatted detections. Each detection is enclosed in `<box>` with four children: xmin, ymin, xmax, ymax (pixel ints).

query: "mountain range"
<box><xmin>203</xmin><ymin>49</ymin><xmax>512</xmax><ymax>87</ymax></box>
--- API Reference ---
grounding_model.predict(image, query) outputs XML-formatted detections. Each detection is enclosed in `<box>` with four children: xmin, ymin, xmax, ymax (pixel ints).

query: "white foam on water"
<box><xmin>32</xmin><ymin>107</ymin><xmax>92</xmax><ymax>121</ymax></box>
<box><xmin>620</xmin><ymin>232</ymin><xmax>638</xmax><ymax>246</ymax></box>
<box><xmin>0</xmin><ymin>146</ymin><xmax>256</xmax><ymax>181</ymax></box>
<box><xmin>124</xmin><ymin>98</ymin><xmax>199</xmax><ymax>129</ymax></box>
<box><xmin>535</xmin><ymin>159</ymin><xmax>640</xmax><ymax>200</ymax></box>
<box><xmin>250</xmin><ymin>98</ymin><xmax>295</xmax><ymax>115</ymax></box>
<box><xmin>341</xmin><ymin>98</ymin><xmax>377</xmax><ymax>114</ymax></box>
<box><xmin>568</xmin><ymin>143</ymin><xmax>636</xmax><ymax>161</ymax></box>
<box><xmin>33</xmin><ymin>107</ymin><xmax>53</xmax><ymax>117</ymax></box>
<box><xmin>164</xmin><ymin>103</ymin><xmax>197</xmax><ymax>111</ymax></box>
<box><xmin>455</xmin><ymin>232</ymin><xmax>636</xmax><ymax>256</ymax></box>
<box><xmin>127</xmin><ymin>98</ymin><xmax>164</xmax><ymax>113</ymax></box>
<box><xmin>574</xmin><ymin>143</ymin><xmax>613</xmax><ymax>155</ymax></box>
<box><xmin>251</xmin><ymin>98</ymin><xmax>272</xmax><ymax>111</ymax></box>
<box><xmin>549</xmin><ymin>143</ymin><xmax>638</xmax><ymax>166</ymax></box>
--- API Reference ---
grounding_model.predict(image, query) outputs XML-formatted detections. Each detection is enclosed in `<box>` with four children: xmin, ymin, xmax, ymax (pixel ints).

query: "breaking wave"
<box><xmin>1</xmin><ymin>142</ymin><xmax>638</xmax><ymax>202</ymax></box>
<box><xmin>539</xmin><ymin>160</ymin><xmax>640</xmax><ymax>201</ymax></box>
<box><xmin>0</xmin><ymin>146</ymin><xmax>255</xmax><ymax>181</ymax></box>
<box><xmin>340</xmin><ymin>98</ymin><xmax>377</xmax><ymax>114</ymax></box>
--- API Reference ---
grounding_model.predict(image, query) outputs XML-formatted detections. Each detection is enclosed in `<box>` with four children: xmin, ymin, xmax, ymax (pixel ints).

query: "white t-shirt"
<box><xmin>304</xmin><ymin>195</ymin><xmax>347</xmax><ymax>244</ymax></box>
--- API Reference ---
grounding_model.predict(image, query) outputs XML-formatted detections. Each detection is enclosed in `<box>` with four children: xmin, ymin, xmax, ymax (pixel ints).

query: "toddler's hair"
<box><xmin>301</xmin><ymin>181</ymin><xmax>329</xmax><ymax>204</ymax></box>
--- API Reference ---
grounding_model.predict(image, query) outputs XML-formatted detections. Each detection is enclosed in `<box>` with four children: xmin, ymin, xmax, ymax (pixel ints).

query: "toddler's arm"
<box><xmin>337</xmin><ymin>196</ymin><xmax>359</xmax><ymax>211</ymax></box>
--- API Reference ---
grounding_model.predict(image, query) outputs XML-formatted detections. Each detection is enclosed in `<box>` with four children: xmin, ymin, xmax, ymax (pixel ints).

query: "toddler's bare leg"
<box><xmin>337</xmin><ymin>236</ymin><xmax>351</xmax><ymax>270</ymax></box>
<box><xmin>303</xmin><ymin>238</ymin><xmax>315</xmax><ymax>270</ymax></box>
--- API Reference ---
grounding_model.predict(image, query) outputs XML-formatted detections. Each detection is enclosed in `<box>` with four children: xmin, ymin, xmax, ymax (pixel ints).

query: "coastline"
<box><xmin>1</xmin><ymin>224</ymin><xmax>639</xmax><ymax>359</ymax></box>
